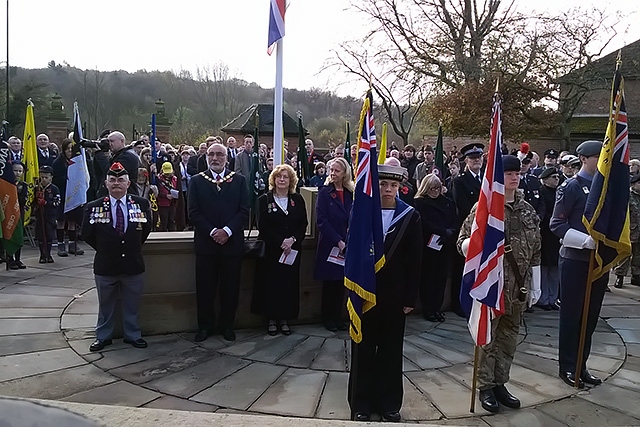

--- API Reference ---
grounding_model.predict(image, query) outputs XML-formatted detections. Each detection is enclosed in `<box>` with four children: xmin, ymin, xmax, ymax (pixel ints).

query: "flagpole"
<box><xmin>470</xmin><ymin>345</ymin><xmax>479</xmax><ymax>412</ymax></box>
<box><xmin>273</xmin><ymin>38</ymin><xmax>284</xmax><ymax>167</ymax></box>
<box><xmin>5</xmin><ymin>0</ymin><xmax>9</xmax><ymax>122</ymax></box>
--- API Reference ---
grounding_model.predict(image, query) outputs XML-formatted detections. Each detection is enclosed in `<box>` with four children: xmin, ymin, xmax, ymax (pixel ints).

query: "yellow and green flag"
<box><xmin>22</xmin><ymin>100</ymin><xmax>39</xmax><ymax>226</ymax></box>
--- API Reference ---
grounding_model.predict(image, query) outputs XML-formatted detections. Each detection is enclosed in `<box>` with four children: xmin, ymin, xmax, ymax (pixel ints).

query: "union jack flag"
<box><xmin>582</xmin><ymin>62</ymin><xmax>631</xmax><ymax>280</ymax></box>
<box><xmin>345</xmin><ymin>90</ymin><xmax>385</xmax><ymax>343</ymax></box>
<box><xmin>267</xmin><ymin>0</ymin><xmax>286</xmax><ymax>55</ymax></box>
<box><xmin>460</xmin><ymin>92</ymin><xmax>505</xmax><ymax>346</ymax></box>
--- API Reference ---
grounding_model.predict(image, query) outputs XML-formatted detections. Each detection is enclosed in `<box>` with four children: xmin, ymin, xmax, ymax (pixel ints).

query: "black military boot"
<box><xmin>493</xmin><ymin>384</ymin><xmax>520</xmax><ymax>409</ymax></box>
<box><xmin>479</xmin><ymin>388</ymin><xmax>499</xmax><ymax>413</ymax></box>
<box><xmin>632</xmin><ymin>275</ymin><xmax>640</xmax><ymax>286</ymax></box>
<box><xmin>614</xmin><ymin>275</ymin><xmax>624</xmax><ymax>288</ymax></box>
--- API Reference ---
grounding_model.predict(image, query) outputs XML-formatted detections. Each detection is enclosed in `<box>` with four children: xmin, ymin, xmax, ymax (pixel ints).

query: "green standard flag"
<box><xmin>296</xmin><ymin>115</ymin><xmax>309</xmax><ymax>185</ymax></box>
<box><xmin>435</xmin><ymin>123</ymin><xmax>445</xmax><ymax>180</ymax></box>
<box><xmin>344</xmin><ymin>121</ymin><xmax>352</xmax><ymax>168</ymax></box>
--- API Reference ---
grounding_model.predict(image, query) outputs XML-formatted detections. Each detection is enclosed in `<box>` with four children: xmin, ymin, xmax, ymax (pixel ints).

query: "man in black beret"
<box><xmin>82</xmin><ymin>162</ymin><xmax>152</xmax><ymax>352</ymax></box>
<box><xmin>550</xmin><ymin>139</ymin><xmax>607</xmax><ymax>388</ymax></box>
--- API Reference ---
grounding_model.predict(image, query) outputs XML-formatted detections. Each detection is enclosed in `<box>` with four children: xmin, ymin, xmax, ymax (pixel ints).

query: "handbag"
<box><xmin>244</xmin><ymin>238</ymin><xmax>265</xmax><ymax>258</ymax></box>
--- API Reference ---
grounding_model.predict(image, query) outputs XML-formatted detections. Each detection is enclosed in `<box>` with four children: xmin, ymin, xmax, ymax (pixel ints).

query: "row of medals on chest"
<box><xmin>89</xmin><ymin>199</ymin><xmax>147</xmax><ymax>224</ymax></box>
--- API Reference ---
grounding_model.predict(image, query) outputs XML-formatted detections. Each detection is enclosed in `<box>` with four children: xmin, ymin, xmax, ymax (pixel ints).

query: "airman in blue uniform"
<box><xmin>550</xmin><ymin>140</ymin><xmax>606</xmax><ymax>389</ymax></box>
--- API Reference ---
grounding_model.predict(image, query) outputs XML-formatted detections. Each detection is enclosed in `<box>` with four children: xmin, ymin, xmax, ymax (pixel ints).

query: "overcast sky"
<box><xmin>0</xmin><ymin>0</ymin><xmax>637</xmax><ymax>96</ymax></box>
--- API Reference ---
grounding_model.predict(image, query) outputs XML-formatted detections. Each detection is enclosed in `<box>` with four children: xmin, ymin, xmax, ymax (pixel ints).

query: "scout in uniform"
<box><xmin>34</xmin><ymin>165</ymin><xmax>60</xmax><ymax>263</ymax></box>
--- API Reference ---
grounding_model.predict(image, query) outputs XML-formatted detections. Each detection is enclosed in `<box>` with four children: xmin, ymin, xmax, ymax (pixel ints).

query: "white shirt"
<box><xmin>274</xmin><ymin>195</ymin><xmax>289</xmax><ymax>214</ymax></box>
<box><xmin>110</xmin><ymin>195</ymin><xmax>128</xmax><ymax>231</ymax></box>
<box><xmin>382</xmin><ymin>209</ymin><xmax>394</xmax><ymax>235</ymax></box>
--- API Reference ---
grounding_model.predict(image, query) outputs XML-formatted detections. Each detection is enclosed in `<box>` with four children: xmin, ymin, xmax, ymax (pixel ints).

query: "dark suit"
<box><xmin>37</xmin><ymin>147</ymin><xmax>55</xmax><ymax>167</ymax></box>
<box><xmin>450</xmin><ymin>171</ymin><xmax>482</xmax><ymax>314</ymax></box>
<box><xmin>188</xmin><ymin>168</ymin><xmax>249</xmax><ymax>332</ymax></box>
<box><xmin>187</xmin><ymin>153</ymin><xmax>208</xmax><ymax>177</ymax></box>
<box><xmin>81</xmin><ymin>195</ymin><xmax>152</xmax><ymax>341</ymax></box>
<box><xmin>348</xmin><ymin>200</ymin><xmax>422</xmax><ymax>417</ymax></box>
<box><xmin>314</xmin><ymin>184</ymin><xmax>353</xmax><ymax>325</ymax></box>
<box><xmin>227</xmin><ymin>148</ymin><xmax>238</xmax><ymax>171</ymax></box>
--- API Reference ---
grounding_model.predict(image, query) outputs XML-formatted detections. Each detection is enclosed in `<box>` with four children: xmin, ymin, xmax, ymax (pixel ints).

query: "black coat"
<box><xmin>539</xmin><ymin>184</ymin><xmax>561</xmax><ymax>266</ymax></box>
<box><xmin>519</xmin><ymin>174</ymin><xmax>545</xmax><ymax>219</ymax></box>
<box><xmin>252</xmin><ymin>191</ymin><xmax>308</xmax><ymax>319</ymax></box>
<box><xmin>187</xmin><ymin>154</ymin><xmax>207</xmax><ymax>177</ymax></box>
<box><xmin>37</xmin><ymin>147</ymin><xmax>55</xmax><ymax>167</ymax></box>
<box><xmin>414</xmin><ymin>195</ymin><xmax>457</xmax><ymax>248</ymax></box>
<box><xmin>452</xmin><ymin>171</ymin><xmax>481</xmax><ymax>225</ymax></box>
<box><xmin>188</xmin><ymin>169</ymin><xmax>249</xmax><ymax>256</ymax></box>
<box><xmin>81</xmin><ymin>195</ymin><xmax>152</xmax><ymax>276</ymax></box>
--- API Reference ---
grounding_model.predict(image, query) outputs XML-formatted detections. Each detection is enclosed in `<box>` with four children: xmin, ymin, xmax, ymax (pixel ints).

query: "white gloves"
<box><xmin>528</xmin><ymin>265</ymin><xmax>541</xmax><ymax>307</ymax></box>
<box><xmin>461</xmin><ymin>238</ymin><xmax>470</xmax><ymax>257</ymax></box>
<box><xmin>562</xmin><ymin>229</ymin><xmax>596</xmax><ymax>250</ymax></box>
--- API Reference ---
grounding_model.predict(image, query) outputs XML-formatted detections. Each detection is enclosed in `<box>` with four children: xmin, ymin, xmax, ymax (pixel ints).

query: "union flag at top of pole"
<box><xmin>267</xmin><ymin>0</ymin><xmax>286</xmax><ymax>55</ymax></box>
<box><xmin>344</xmin><ymin>90</ymin><xmax>386</xmax><ymax>344</ymax></box>
<box><xmin>460</xmin><ymin>90</ymin><xmax>506</xmax><ymax>346</ymax></box>
<box><xmin>582</xmin><ymin>54</ymin><xmax>631</xmax><ymax>279</ymax></box>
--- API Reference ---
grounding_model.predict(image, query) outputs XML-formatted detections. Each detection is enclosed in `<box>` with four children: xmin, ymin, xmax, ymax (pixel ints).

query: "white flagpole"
<box><xmin>273</xmin><ymin>38</ymin><xmax>284</xmax><ymax>166</ymax></box>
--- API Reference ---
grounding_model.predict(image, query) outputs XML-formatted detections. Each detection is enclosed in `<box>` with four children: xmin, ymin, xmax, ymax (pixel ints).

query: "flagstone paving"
<box><xmin>2</xmin><ymin>246</ymin><xmax>640</xmax><ymax>426</ymax></box>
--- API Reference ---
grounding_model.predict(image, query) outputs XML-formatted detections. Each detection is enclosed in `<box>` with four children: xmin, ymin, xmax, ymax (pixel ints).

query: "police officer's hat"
<box><xmin>107</xmin><ymin>162</ymin><xmax>128</xmax><ymax>177</ymax></box>
<box><xmin>568</xmin><ymin>157</ymin><xmax>581</xmax><ymax>168</ymax></box>
<box><xmin>378</xmin><ymin>164</ymin><xmax>407</xmax><ymax>181</ymax></box>
<box><xmin>539</xmin><ymin>167</ymin><xmax>559</xmax><ymax>179</ymax></box>
<box><xmin>559</xmin><ymin>154</ymin><xmax>577</xmax><ymax>165</ymax></box>
<box><xmin>502</xmin><ymin>155</ymin><xmax>521</xmax><ymax>172</ymax></box>
<box><xmin>544</xmin><ymin>148</ymin><xmax>559</xmax><ymax>158</ymax></box>
<box><xmin>576</xmin><ymin>140</ymin><xmax>602</xmax><ymax>157</ymax></box>
<box><xmin>460</xmin><ymin>143</ymin><xmax>485</xmax><ymax>159</ymax></box>
<box><xmin>631</xmin><ymin>174</ymin><xmax>640</xmax><ymax>184</ymax></box>
<box><xmin>39</xmin><ymin>165</ymin><xmax>54</xmax><ymax>175</ymax></box>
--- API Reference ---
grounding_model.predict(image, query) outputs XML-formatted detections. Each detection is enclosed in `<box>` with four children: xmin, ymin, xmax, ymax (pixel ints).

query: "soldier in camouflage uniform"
<box><xmin>614</xmin><ymin>173</ymin><xmax>640</xmax><ymax>287</ymax></box>
<box><xmin>458</xmin><ymin>155</ymin><xmax>541</xmax><ymax>413</ymax></box>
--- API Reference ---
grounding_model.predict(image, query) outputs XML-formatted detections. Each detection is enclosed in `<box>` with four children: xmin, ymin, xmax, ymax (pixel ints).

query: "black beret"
<box><xmin>39</xmin><ymin>165</ymin><xmax>54</xmax><ymax>174</ymax></box>
<box><xmin>539</xmin><ymin>167</ymin><xmax>559</xmax><ymax>179</ymax></box>
<box><xmin>502</xmin><ymin>155</ymin><xmax>521</xmax><ymax>172</ymax></box>
<box><xmin>631</xmin><ymin>174</ymin><xmax>640</xmax><ymax>184</ymax></box>
<box><xmin>107</xmin><ymin>162</ymin><xmax>129</xmax><ymax>177</ymax></box>
<box><xmin>460</xmin><ymin>143</ymin><xmax>485</xmax><ymax>158</ymax></box>
<box><xmin>544</xmin><ymin>149</ymin><xmax>559</xmax><ymax>158</ymax></box>
<box><xmin>576</xmin><ymin>140</ymin><xmax>602</xmax><ymax>157</ymax></box>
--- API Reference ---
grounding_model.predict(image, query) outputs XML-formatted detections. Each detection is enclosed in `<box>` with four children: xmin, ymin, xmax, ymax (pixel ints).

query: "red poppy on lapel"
<box><xmin>290</xmin><ymin>199</ymin><xmax>295</xmax><ymax>207</ymax></box>
<box><xmin>331</xmin><ymin>193</ymin><xmax>337</xmax><ymax>199</ymax></box>
<box><xmin>400</xmin><ymin>186</ymin><xmax>409</xmax><ymax>195</ymax></box>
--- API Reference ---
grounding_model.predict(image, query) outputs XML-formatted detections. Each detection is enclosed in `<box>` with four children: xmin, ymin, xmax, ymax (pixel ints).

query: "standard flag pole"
<box><xmin>273</xmin><ymin>38</ymin><xmax>284</xmax><ymax>167</ymax></box>
<box><xmin>470</xmin><ymin>345</ymin><xmax>479</xmax><ymax>412</ymax></box>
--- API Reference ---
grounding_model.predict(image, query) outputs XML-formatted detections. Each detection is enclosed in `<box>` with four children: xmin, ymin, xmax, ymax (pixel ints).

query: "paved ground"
<box><xmin>2</xmin><ymin>245</ymin><xmax>640</xmax><ymax>426</ymax></box>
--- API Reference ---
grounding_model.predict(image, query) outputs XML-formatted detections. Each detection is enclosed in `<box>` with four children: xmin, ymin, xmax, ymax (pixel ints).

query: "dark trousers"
<box><xmin>348</xmin><ymin>306</ymin><xmax>406</xmax><ymax>416</ymax></box>
<box><xmin>450</xmin><ymin>252</ymin><xmax>465</xmax><ymax>313</ymax></box>
<box><xmin>158</xmin><ymin>205</ymin><xmax>177</xmax><ymax>231</ymax></box>
<box><xmin>322</xmin><ymin>280</ymin><xmax>346</xmax><ymax>324</ymax></box>
<box><xmin>558</xmin><ymin>256</ymin><xmax>608</xmax><ymax>373</ymax></box>
<box><xmin>420</xmin><ymin>246</ymin><xmax>451</xmax><ymax>315</ymax></box>
<box><xmin>195</xmin><ymin>254</ymin><xmax>242</xmax><ymax>332</ymax></box>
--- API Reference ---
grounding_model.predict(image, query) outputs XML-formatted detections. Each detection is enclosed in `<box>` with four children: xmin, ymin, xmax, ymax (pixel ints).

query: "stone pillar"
<box><xmin>154</xmin><ymin>99</ymin><xmax>173</xmax><ymax>144</ymax></box>
<box><xmin>45</xmin><ymin>93</ymin><xmax>69</xmax><ymax>147</ymax></box>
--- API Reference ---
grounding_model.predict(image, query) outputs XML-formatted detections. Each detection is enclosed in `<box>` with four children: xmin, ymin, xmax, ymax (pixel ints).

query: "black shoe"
<box><xmin>222</xmin><ymin>328</ymin><xmax>236</xmax><ymax>341</ymax></box>
<box><xmin>535</xmin><ymin>303</ymin><xmax>552</xmax><ymax>311</ymax></box>
<box><xmin>493</xmin><ymin>384</ymin><xmax>520</xmax><ymax>409</ymax></box>
<box><xmin>580</xmin><ymin>370</ymin><xmax>602</xmax><ymax>386</ymax></box>
<box><xmin>8</xmin><ymin>261</ymin><xmax>19</xmax><ymax>270</ymax></box>
<box><xmin>615</xmin><ymin>275</ymin><xmax>624</xmax><ymax>288</ymax></box>
<box><xmin>39</xmin><ymin>257</ymin><xmax>47</xmax><ymax>264</ymax></box>
<box><xmin>279</xmin><ymin>322</ymin><xmax>291</xmax><ymax>336</ymax></box>
<box><xmin>17</xmin><ymin>260</ymin><xmax>26</xmax><ymax>269</ymax></box>
<box><xmin>424</xmin><ymin>313</ymin><xmax>439</xmax><ymax>322</ymax></box>
<box><xmin>436</xmin><ymin>312</ymin><xmax>446</xmax><ymax>322</ymax></box>
<box><xmin>57</xmin><ymin>244</ymin><xmax>68</xmax><ymax>257</ymax></box>
<box><xmin>479</xmin><ymin>388</ymin><xmax>499</xmax><ymax>413</ymax></box>
<box><xmin>46</xmin><ymin>256</ymin><xmax>54</xmax><ymax>263</ymax></box>
<box><xmin>381</xmin><ymin>411</ymin><xmax>401</xmax><ymax>422</ymax></box>
<box><xmin>632</xmin><ymin>275</ymin><xmax>640</xmax><ymax>286</ymax></box>
<box><xmin>559</xmin><ymin>371</ymin><xmax>584</xmax><ymax>388</ymax></box>
<box><xmin>268</xmin><ymin>321</ymin><xmax>278</xmax><ymax>336</ymax></box>
<box><xmin>324</xmin><ymin>322</ymin><xmax>338</xmax><ymax>332</ymax></box>
<box><xmin>352</xmin><ymin>412</ymin><xmax>370</xmax><ymax>422</ymax></box>
<box><xmin>123</xmin><ymin>338</ymin><xmax>148</xmax><ymax>348</ymax></box>
<box><xmin>194</xmin><ymin>329</ymin><xmax>209</xmax><ymax>342</ymax></box>
<box><xmin>551</xmin><ymin>302</ymin><xmax>560</xmax><ymax>311</ymax></box>
<box><xmin>89</xmin><ymin>339</ymin><xmax>112</xmax><ymax>352</ymax></box>
<box><xmin>68</xmin><ymin>244</ymin><xmax>84</xmax><ymax>255</ymax></box>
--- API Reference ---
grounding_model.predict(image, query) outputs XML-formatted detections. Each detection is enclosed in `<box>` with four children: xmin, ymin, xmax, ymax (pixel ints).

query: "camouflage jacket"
<box><xmin>457</xmin><ymin>189</ymin><xmax>542</xmax><ymax>315</ymax></box>
<box><xmin>630</xmin><ymin>188</ymin><xmax>640</xmax><ymax>243</ymax></box>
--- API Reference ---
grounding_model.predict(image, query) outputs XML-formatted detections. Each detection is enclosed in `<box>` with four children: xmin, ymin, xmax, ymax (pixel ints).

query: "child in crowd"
<box><xmin>8</xmin><ymin>162</ymin><xmax>28</xmax><ymax>269</ymax></box>
<box><xmin>157</xmin><ymin>162</ymin><xmax>178</xmax><ymax>231</ymax></box>
<box><xmin>309</xmin><ymin>162</ymin><xmax>327</xmax><ymax>188</ymax></box>
<box><xmin>34</xmin><ymin>166</ymin><xmax>60</xmax><ymax>263</ymax></box>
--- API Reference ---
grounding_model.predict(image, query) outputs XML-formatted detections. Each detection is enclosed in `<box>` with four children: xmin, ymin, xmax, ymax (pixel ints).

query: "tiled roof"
<box><xmin>221</xmin><ymin>104</ymin><xmax>305</xmax><ymax>136</ymax></box>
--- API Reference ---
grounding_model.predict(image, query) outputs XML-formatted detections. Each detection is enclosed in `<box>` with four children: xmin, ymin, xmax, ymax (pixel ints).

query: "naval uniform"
<box><xmin>550</xmin><ymin>171</ymin><xmax>608</xmax><ymax>376</ymax></box>
<box><xmin>82</xmin><ymin>195</ymin><xmax>152</xmax><ymax>341</ymax></box>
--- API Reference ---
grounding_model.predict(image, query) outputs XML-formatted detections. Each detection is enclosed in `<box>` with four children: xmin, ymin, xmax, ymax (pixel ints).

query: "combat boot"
<box><xmin>57</xmin><ymin>242</ymin><xmax>68</xmax><ymax>257</ymax></box>
<box><xmin>68</xmin><ymin>241</ymin><xmax>84</xmax><ymax>255</ymax></box>
<box><xmin>614</xmin><ymin>275</ymin><xmax>624</xmax><ymax>288</ymax></box>
<box><xmin>632</xmin><ymin>275</ymin><xmax>640</xmax><ymax>286</ymax></box>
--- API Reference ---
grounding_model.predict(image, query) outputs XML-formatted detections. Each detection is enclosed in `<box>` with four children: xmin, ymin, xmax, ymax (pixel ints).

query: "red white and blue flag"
<box><xmin>267</xmin><ymin>0</ymin><xmax>286</xmax><ymax>55</ymax></box>
<box><xmin>460</xmin><ymin>92</ymin><xmax>505</xmax><ymax>346</ymax></box>
<box><xmin>344</xmin><ymin>90</ymin><xmax>385</xmax><ymax>344</ymax></box>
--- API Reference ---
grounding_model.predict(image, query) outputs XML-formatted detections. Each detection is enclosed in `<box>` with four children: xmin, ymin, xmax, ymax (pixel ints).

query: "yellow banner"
<box><xmin>22</xmin><ymin>101</ymin><xmax>39</xmax><ymax>226</ymax></box>
<box><xmin>378</xmin><ymin>122</ymin><xmax>387</xmax><ymax>164</ymax></box>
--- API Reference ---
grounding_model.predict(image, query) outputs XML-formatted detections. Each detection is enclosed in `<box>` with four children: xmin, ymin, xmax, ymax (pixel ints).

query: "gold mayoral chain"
<box><xmin>200</xmin><ymin>171</ymin><xmax>235</xmax><ymax>191</ymax></box>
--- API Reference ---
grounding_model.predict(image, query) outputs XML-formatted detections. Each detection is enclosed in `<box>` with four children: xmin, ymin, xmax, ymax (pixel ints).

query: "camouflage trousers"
<box><xmin>614</xmin><ymin>242</ymin><xmax>640</xmax><ymax>277</ymax></box>
<box><xmin>477</xmin><ymin>303</ymin><xmax>523</xmax><ymax>390</ymax></box>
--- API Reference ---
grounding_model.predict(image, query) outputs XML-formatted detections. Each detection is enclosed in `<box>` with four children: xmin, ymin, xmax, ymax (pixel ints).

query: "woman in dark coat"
<box><xmin>537</xmin><ymin>167</ymin><xmax>562</xmax><ymax>310</ymax></box>
<box><xmin>251</xmin><ymin>164</ymin><xmax>308</xmax><ymax>335</ymax></box>
<box><xmin>414</xmin><ymin>173</ymin><xmax>458</xmax><ymax>321</ymax></box>
<box><xmin>314</xmin><ymin>157</ymin><xmax>354</xmax><ymax>331</ymax></box>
